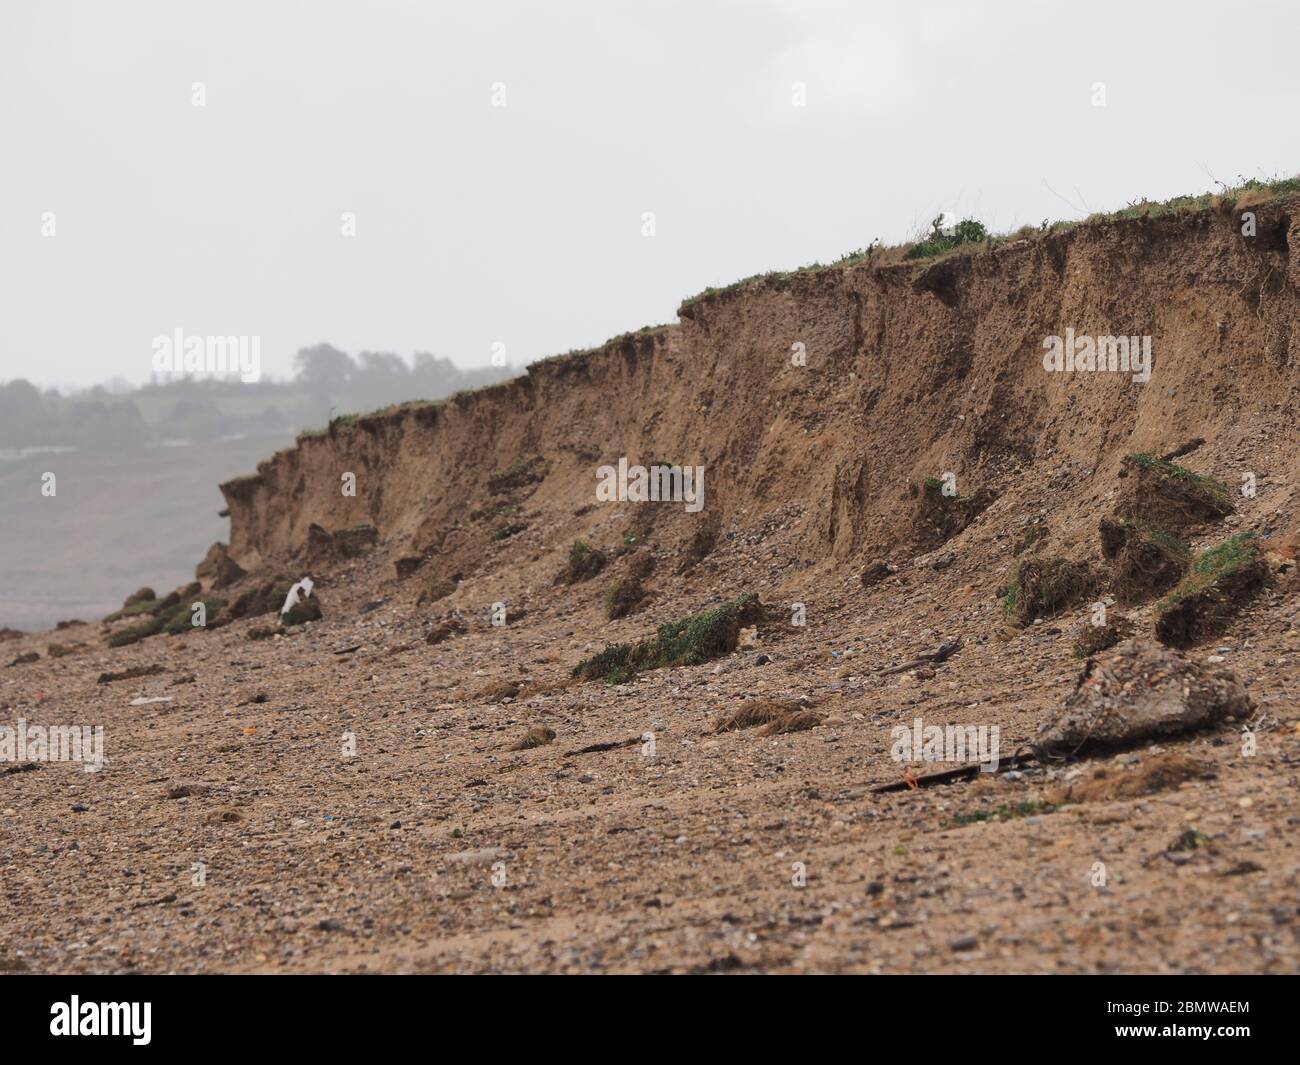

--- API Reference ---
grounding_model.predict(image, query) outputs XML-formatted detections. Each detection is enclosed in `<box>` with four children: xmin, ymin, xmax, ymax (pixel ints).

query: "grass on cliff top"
<box><xmin>678</xmin><ymin>171</ymin><xmax>1300</xmax><ymax>311</ymax></box>
<box><xmin>1127</xmin><ymin>452</ymin><xmax>1231</xmax><ymax>503</ymax></box>
<box><xmin>573</xmin><ymin>593</ymin><xmax>759</xmax><ymax>684</ymax></box>
<box><xmin>1156</xmin><ymin>533</ymin><xmax>1260</xmax><ymax>613</ymax></box>
<box><xmin>284</xmin><ymin>172</ymin><xmax>1299</xmax><ymax>431</ymax></box>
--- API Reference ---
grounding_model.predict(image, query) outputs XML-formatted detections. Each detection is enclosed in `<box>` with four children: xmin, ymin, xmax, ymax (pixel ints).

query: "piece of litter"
<box><xmin>281</xmin><ymin>576</ymin><xmax>315</xmax><ymax>615</ymax></box>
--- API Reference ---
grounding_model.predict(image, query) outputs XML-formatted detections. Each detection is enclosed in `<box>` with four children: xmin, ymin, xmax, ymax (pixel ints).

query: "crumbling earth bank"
<box><xmin>3</xmin><ymin>201</ymin><xmax>1300</xmax><ymax>974</ymax></box>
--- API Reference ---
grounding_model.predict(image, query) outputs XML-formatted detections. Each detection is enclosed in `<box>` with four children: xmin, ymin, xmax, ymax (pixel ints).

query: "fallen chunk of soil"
<box><xmin>163</xmin><ymin>597</ymin><xmax>225</xmax><ymax>636</ymax></box>
<box><xmin>1114</xmin><ymin>453</ymin><xmax>1233</xmax><ymax>534</ymax></box>
<box><xmin>1155</xmin><ymin>533</ymin><xmax>1267</xmax><ymax>648</ymax></box>
<box><xmin>1036</xmin><ymin>639</ymin><xmax>1252</xmax><ymax>756</ymax></box>
<box><xmin>573</xmin><ymin>593</ymin><xmax>763</xmax><ymax>683</ymax></box>
<box><xmin>281</xmin><ymin>596</ymin><xmax>322</xmax><ymax>626</ymax></box>
<box><xmin>106</xmin><ymin>612</ymin><xmax>172</xmax><ymax>647</ymax></box>
<box><xmin>1044</xmin><ymin>751</ymin><xmax>1215</xmax><ymax>804</ymax></box>
<box><xmin>759</xmin><ymin>710</ymin><xmax>823</xmax><ymax>736</ymax></box>
<box><xmin>227</xmin><ymin>576</ymin><xmax>295</xmax><ymax>621</ymax></box>
<box><xmin>333</xmin><ymin>523</ymin><xmax>379</xmax><ymax>558</ymax></box>
<box><xmin>511</xmin><ymin>726</ymin><xmax>556</xmax><ymax>750</ymax></box>
<box><xmin>1100</xmin><ymin>518</ymin><xmax>1190</xmax><ymax>602</ymax></box>
<box><xmin>1003</xmin><ymin>557</ymin><xmax>1097</xmax><ymax>625</ymax></box>
<box><xmin>418</xmin><ymin>575</ymin><xmax>457</xmax><ymax>606</ymax></box>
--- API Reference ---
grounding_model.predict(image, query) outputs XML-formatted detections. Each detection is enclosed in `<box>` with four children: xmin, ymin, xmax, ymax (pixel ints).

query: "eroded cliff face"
<box><xmin>221</xmin><ymin>197</ymin><xmax>1300</xmax><ymax>577</ymax></box>
<box><xmin>12</xmin><ymin>198</ymin><xmax>1300</xmax><ymax>979</ymax></box>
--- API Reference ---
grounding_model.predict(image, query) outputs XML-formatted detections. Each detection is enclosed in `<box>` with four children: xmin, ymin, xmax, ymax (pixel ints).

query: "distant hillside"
<box><xmin>0</xmin><ymin>344</ymin><xmax>517</xmax><ymax>630</ymax></box>
<box><xmin>0</xmin><ymin>345</ymin><xmax>516</xmax><ymax>452</ymax></box>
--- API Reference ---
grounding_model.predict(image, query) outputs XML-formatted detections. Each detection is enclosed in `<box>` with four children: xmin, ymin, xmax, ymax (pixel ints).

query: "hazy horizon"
<box><xmin>3</xmin><ymin>0</ymin><xmax>1299</xmax><ymax>391</ymax></box>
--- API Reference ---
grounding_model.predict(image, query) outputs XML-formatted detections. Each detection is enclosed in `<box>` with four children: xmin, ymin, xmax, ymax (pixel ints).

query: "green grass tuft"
<box><xmin>574</xmin><ymin>593</ymin><xmax>760</xmax><ymax>682</ymax></box>
<box><xmin>1157</xmin><ymin>533</ymin><xmax>1258</xmax><ymax>612</ymax></box>
<box><xmin>904</xmin><ymin>215</ymin><xmax>989</xmax><ymax>261</ymax></box>
<box><xmin>1127</xmin><ymin>453</ymin><xmax>1230</xmax><ymax>502</ymax></box>
<box><xmin>948</xmin><ymin>800</ymin><xmax>1058</xmax><ymax>827</ymax></box>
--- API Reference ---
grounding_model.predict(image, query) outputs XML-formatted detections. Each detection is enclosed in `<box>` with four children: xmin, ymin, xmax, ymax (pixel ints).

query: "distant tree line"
<box><xmin>0</xmin><ymin>346</ymin><xmax>514</xmax><ymax>451</ymax></box>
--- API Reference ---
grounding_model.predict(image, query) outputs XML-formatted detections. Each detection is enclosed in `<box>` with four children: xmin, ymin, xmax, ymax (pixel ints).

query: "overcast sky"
<box><xmin>3</xmin><ymin>0</ymin><xmax>1299</xmax><ymax>390</ymax></box>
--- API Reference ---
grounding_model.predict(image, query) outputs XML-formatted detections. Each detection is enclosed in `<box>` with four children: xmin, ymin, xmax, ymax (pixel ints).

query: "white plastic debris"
<box><xmin>281</xmin><ymin>576</ymin><xmax>315</xmax><ymax>615</ymax></box>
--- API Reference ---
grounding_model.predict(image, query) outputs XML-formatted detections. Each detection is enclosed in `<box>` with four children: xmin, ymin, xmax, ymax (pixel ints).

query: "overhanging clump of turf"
<box><xmin>1128</xmin><ymin>453</ymin><xmax>1230</xmax><ymax>498</ymax></box>
<box><xmin>1100</xmin><ymin>517</ymin><xmax>1190</xmax><ymax>602</ymax></box>
<box><xmin>1117</xmin><ymin>454</ymin><xmax>1233</xmax><ymax>534</ymax></box>
<box><xmin>572</xmin><ymin>593</ymin><xmax>762</xmax><ymax>683</ymax></box>
<box><xmin>1155</xmin><ymin>533</ymin><xmax>1267</xmax><ymax>648</ymax></box>
<box><xmin>1002</xmin><ymin>558</ymin><xmax>1097</xmax><ymax>625</ymax></box>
